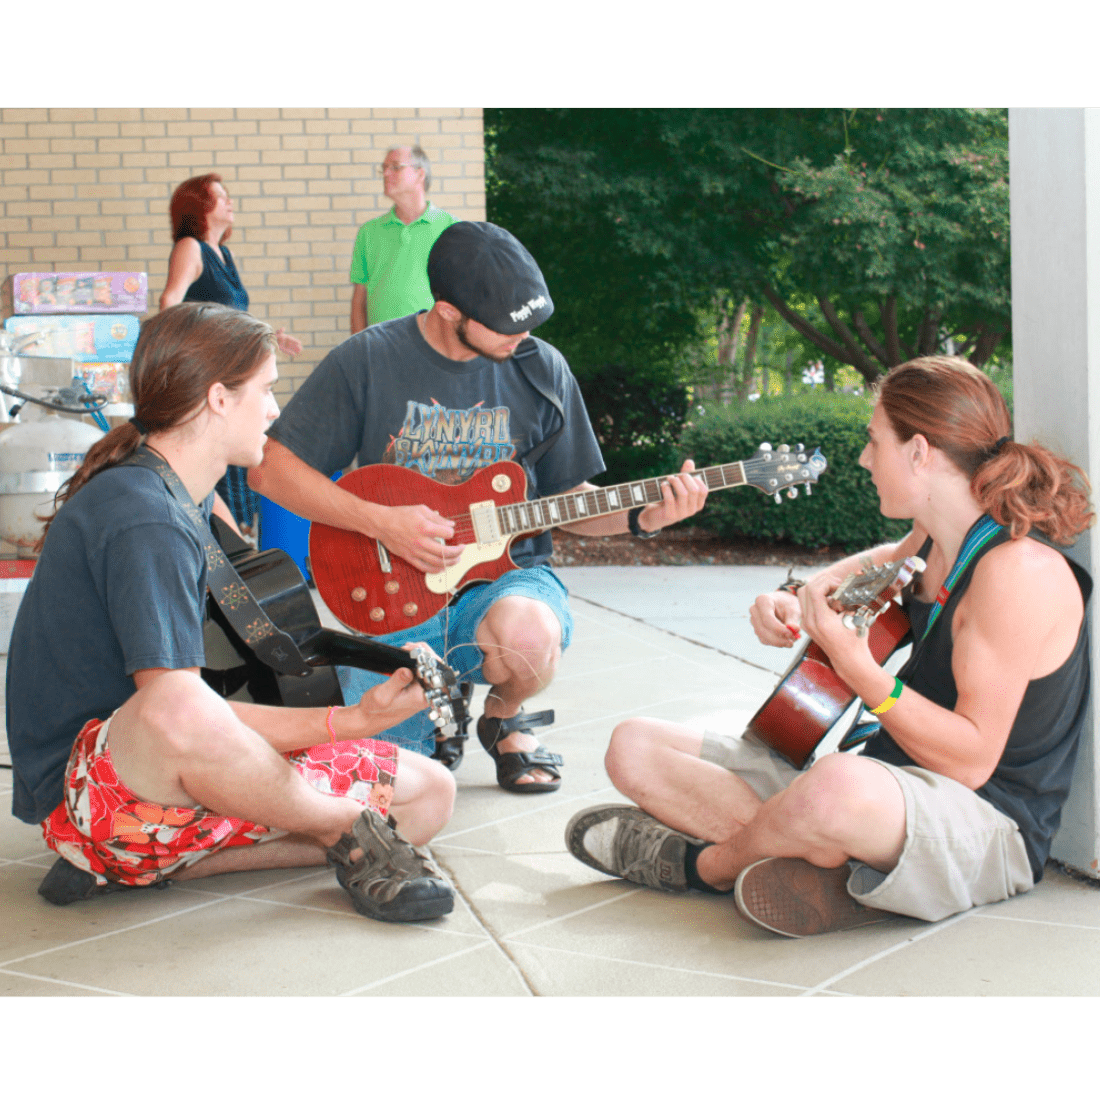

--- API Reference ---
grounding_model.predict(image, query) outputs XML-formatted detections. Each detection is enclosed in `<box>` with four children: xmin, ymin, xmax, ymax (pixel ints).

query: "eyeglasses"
<box><xmin>378</xmin><ymin>163</ymin><xmax>415</xmax><ymax>175</ymax></box>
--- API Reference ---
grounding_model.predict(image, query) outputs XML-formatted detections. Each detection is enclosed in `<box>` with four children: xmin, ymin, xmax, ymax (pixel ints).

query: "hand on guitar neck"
<box><xmin>747</xmin><ymin>554</ymin><xmax>925</xmax><ymax>768</ymax></box>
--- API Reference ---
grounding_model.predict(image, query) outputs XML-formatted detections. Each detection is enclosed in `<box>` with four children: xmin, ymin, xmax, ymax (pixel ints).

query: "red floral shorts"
<box><xmin>41</xmin><ymin>716</ymin><xmax>399</xmax><ymax>887</ymax></box>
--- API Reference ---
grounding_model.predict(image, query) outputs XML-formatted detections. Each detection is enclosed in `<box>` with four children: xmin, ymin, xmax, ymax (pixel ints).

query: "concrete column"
<box><xmin>1009</xmin><ymin>108</ymin><xmax>1100</xmax><ymax>877</ymax></box>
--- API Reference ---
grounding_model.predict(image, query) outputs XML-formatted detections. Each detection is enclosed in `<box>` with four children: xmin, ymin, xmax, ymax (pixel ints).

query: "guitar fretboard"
<box><xmin>495</xmin><ymin>463</ymin><xmax>747</xmax><ymax>537</ymax></box>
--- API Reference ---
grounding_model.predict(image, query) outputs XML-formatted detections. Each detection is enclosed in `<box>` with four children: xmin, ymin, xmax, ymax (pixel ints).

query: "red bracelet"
<box><xmin>326</xmin><ymin>705</ymin><xmax>342</xmax><ymax>747</ymax></box>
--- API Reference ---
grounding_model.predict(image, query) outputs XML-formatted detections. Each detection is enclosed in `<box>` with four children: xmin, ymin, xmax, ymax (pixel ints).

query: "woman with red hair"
<box><xmin>160</xmin><ymin>174</ymin><xmax>301</xmax><ymax>531</ymax></box>
<box><xmin>568</xmin><ymin>356</ymin><xmax>1095</xmax><ymax>939</ymax></box>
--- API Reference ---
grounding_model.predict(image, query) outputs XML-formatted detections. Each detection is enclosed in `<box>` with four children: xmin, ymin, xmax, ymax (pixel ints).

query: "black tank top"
<box><xmin>863</xmin><ymin>520</ymin><xmax>1092</xmax><ymax>881</ymax></box>
<box><xmin>182</xmin><ymin>239</ymin><xmax>249</xmax><ymax>311</ymax></box>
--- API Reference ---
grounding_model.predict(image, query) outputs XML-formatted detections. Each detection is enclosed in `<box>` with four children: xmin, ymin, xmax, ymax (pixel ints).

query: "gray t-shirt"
<box><xmin>7</xmin><ymin>464</ymin><xmax>212</xmax><ymax>823</ymax></box>
<box><xmin>265</xmin><ymin>314</ymin><xmax>606</xmax><ymax>568</ymax></box>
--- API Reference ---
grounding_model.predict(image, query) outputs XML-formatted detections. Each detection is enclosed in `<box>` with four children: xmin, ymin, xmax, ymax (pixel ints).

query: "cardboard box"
<box><xmin>4</xmin><ymin>315</ymin><xmax>139</xmax><ymax>363</ymax></box>
<box><xmin>6</xmin><ymin>271</ymin><xmax>148</xmax><ymax>315</ymax></box>
<box><xmin>0</xmin><ymin>559</ymin><xmax>34</xmax><ymax>655</ymax></box>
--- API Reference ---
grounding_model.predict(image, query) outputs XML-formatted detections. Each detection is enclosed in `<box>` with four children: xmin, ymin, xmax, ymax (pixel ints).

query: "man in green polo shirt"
<box><xmin>349</xmin><ymin>145</ymin><xmax>457</xmax><ymax>332</ymax></box>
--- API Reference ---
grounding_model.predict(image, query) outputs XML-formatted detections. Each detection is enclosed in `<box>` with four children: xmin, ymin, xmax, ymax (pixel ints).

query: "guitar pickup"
<box><xmin>470</xmin><ymin>500</ymin><xmax>502</xmax><ymax>545</ymax></box>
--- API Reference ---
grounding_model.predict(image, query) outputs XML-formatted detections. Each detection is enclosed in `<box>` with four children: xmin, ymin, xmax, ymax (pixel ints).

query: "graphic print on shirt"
<box><xmin>386</xmin><ymin>399</ymin><xmax>517</xmax><ymax>483</ymax></box>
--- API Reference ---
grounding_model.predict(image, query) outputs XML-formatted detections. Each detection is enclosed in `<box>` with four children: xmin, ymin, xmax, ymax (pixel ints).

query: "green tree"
<box><xmin>486</xmin><ymin>108</ymin><xmax>1010</xmax><ymax>391</ymax></box>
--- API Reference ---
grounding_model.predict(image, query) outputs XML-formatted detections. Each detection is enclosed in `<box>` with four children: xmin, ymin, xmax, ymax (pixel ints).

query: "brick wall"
<box><xmin>0</xmin><ymin>107</ymin><xmax>486</xmax><ymax>396</ymax></box>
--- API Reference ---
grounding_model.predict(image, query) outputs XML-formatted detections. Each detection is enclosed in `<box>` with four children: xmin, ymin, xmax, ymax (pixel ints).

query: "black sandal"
<box><xmin>476</xmin><ymin>709</ymin><xmax>563</xmax><ymax>794</ymax></box>
<box><xmin>431</xmin><ymin>682</ymin><xmax>474</xmax><ymax>772</ymax></box>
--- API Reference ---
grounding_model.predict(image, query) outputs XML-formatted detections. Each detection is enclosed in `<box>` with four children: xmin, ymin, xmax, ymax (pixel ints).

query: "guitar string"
<box><xmin>425</xmin><ymin>464</ymin><xmax>754</xmax><ymax>529</ymax></box>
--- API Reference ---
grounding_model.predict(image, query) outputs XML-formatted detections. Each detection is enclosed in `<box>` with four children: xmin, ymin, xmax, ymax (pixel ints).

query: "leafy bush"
<box><xmin>579</xmin><ymin>362</ymin><xmax>690</xmax><ymax>485</ymax></box>
<box><xmin>681</xmin><ymin>393</ymin><xmax>910</xmax><ymax>550</ymax></box>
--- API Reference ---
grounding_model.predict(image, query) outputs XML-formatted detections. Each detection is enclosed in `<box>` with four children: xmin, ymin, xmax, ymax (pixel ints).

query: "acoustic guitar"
<box><xmin>746</xmin><ymin>555</ymin><xmax>925</xmax><ymax>768</ymax></box>
<box><xmin>201</xmin><ymin>517</ymin><xmax>468</xmax><ymax>735</ymax></box>
<box><xmin>310</xmin><ymin>443</ymin><xmax>829</xmax><ymax>636</ymax></box>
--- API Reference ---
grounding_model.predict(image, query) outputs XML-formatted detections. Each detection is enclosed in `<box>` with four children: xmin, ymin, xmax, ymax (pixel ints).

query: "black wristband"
<box><xmin>628</xmin><ymin>506</ymin><xmax>659</xmax><ymax>539</ymax></box>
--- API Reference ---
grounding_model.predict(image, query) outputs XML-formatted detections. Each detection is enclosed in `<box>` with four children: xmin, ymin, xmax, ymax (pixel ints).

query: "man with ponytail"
<box><xmin>6</xmin><ymin>303</ymin><xmax>458</xmax><ymax>923</ymax></box>
<box><xmin>567</xmin><ymin>356</ymin><xmax>1094</xmax><ymax>938</ymax></box>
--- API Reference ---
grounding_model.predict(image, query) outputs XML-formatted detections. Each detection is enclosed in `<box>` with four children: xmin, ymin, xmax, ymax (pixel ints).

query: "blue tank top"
<box><xmin>182</xmin><ymin>238</ymin><xmax>249</xmax><ymax>311</ymax></box>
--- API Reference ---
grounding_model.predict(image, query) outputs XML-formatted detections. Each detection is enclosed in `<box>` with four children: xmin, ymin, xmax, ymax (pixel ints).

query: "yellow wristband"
<box><xmin>870</xmin><ymin>677</ymin><xmax>904</xmax><ymax>716</ymax></box>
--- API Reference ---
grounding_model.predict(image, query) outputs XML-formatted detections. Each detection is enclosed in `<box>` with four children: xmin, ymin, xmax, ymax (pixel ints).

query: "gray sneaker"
<box><xmin>326</xmin><ymin>811</ymin><xmax>454</xmax><ymax>923</ymax></box>
<box><xmin>565</xmin><ymin>803</ymin><xmax>689</xmax><ymax>892</ymax></box>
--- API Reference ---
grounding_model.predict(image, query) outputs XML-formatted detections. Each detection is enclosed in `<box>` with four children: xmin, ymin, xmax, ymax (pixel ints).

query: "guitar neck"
<box><xmin>297</xmin><ymin>628</ymin><xmax>417</xmax><ymax>674</ymax></box>
<box><xmin>497</xmin><ymin>463</ymin><xmax>747</xmax><ymax>537</ymax></box>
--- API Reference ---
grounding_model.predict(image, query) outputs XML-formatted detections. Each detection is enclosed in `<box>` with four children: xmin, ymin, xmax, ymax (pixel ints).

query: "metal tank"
<box><xmin>0</xmin><ymin>335</ymin><xmax>106</xmax><ymax>556</ymax></box>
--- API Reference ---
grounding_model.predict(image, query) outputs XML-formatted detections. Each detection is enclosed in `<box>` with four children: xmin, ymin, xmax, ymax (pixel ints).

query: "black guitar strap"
<box><xmin>511</xmin><ymin>338</ymin><xmax>565</xmax><ymax>477</ymax></box>
<box><xmin>124</xmin><ymin>446</ymin><xmax>312</xmax><ymax>677</ymax></box>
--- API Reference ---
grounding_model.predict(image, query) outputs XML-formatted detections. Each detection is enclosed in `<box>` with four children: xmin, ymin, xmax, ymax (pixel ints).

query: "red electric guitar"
<box><xmin>309</xmin><ymin>443</ymin><xmax>829</xmax><ymax>636</ymax></box>
<box><xmin>747</xmin><ymin>555</ymin><xmax>925</xmax><ymax>768</ymax></box>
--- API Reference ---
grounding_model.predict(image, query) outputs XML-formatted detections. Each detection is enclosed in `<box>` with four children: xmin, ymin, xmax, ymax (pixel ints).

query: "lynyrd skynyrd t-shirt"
<box><xmin>266</xmin><ymin>313</ymin><xmax>606</xmax><ymax>568</ymax></box>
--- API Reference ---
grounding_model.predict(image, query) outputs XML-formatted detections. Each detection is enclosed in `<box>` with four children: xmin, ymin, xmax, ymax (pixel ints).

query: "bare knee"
<box><xmin>392</xmin><ymin>753</ymin><xmax>456</xmax><ymax>845</ymax></box>
<box><xmin>478</xmin><ymin>598</ymin><xmax>561</xmax><ymax>677</ymax></box>
<box><xmin>606</xmin><ymin>717</ymin><xmax>665</xmax><ymax>797</ymax></box>
<box><xmin>781</xmin><ymin>754</ymin><xmax>885</xmax><ymax>843</ymax></box>
<box><xmin>128</xmin><ymin>671</ymin><xmax>239</xmax><ymax>761</ymax></box>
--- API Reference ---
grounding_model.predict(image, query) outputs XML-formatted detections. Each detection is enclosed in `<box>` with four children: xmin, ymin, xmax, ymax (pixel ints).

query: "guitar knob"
<box><xmin>369</xmin><ymin>607</ymin><xmax>385</xmax><ymax>622</ymax></box>
<box><xmin>351</xmin><ymin>587</ymin><xmax>367</xmax><ymax>602</ymax></box>
<box><xmin>403</xmin><ymin>602</ymin><xmax>418</xmax><ymax>617</ymax></box>
<box><xmin>384</xmin><ymin>580</ymin><xmax>400</xmax><ymax>595</ymax></box>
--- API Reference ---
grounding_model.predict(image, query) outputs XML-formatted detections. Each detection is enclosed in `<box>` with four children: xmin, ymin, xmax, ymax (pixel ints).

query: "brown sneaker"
<box><xmin>734</xmin><ymin>857</ymin><xmax>898</xmax><ymax>937</ymax></box>
<box><xmin>326</xmin><ymin>811</ymin><xmax>454</xmax><ymax>923</ymax></box>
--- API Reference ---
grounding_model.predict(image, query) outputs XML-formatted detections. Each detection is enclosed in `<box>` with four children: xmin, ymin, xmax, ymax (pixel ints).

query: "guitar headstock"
<box><xmin>827</xmin><ymin>556</ymin><xmax>925</xmax><ymax>637</ymax></box>
<box><xmin>408</xmin><ymin>646</ymin><xmax>469</xmax><ymax>734</ymax></box>
<box><xmin>743</xmin><ymin>443</ymin><xmax>828</xmax><ymax>503</ymax></box>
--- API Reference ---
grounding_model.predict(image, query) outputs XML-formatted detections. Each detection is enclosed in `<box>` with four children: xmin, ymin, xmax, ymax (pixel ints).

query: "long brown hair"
<box><xmin>169</xmin><ymin>173</ymin><xmax>231</xmax><ymax>243</ymax></box>
<box><xmin>878</xmin><ymin>356</ymin><xmax>1093</xmax><ymax>544</ymax></box>
<box><xmin>37</xmin><ymin>303</ymin><xmax>276</xmax><ymax>547</ymax></box>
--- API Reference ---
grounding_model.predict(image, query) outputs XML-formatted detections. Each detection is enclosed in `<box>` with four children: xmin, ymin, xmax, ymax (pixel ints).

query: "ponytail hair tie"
<box><xmin>129</xmin><ymin>416</ymin><xmax>148</xmax><ymax>435</ymax></box>
<box><xmin>993</xmin><ymin>435</ymin><xmax>1011</xmax><ymax>454</ymax></box>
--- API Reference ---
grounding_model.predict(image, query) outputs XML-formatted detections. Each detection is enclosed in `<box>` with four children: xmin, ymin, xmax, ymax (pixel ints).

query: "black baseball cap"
<box><xmin>428</xmin><ymin>221</ymin><xmax>555</xmax><ymax>335</ymax></box>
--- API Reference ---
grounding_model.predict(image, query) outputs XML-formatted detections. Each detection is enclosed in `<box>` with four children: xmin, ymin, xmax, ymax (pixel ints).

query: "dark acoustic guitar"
<box><xmin>310</xmin><ymin>443</ymin><xmax>829</xmax><ymax>636</ymax></box>
<box><xmin>746</xmin><ymin>556</ymin><xmax>925</xmax><ymax>769</ymax></box>
<box><xmin>201</xmin><ymin>517</ymin><xmax>468</xmax><ymax>736</ymax></box>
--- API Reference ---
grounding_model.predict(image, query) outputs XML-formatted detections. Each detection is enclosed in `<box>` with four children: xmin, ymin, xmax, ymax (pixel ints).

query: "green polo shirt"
<box><xmin>348</xmin><ymin>202</ymin><xmax>457</xmax><ymax>325</ymax></box>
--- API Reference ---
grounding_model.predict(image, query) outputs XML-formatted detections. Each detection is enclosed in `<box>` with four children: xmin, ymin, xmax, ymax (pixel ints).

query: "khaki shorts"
<box><xmin>700</xmin><ymin>731</ymin><xmax>1035</xmax><ymax>923</ymax></box>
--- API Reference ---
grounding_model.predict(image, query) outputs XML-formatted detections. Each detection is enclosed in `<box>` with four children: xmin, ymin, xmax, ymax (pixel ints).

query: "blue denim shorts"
<box><xmin>336</xmin><ymin>564</ymin><xmax>573</xmax><ymax>755</ymax></box>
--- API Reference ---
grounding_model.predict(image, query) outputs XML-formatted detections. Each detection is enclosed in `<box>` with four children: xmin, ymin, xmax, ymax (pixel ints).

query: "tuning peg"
<box><xmin>795</xmin><ymin>443</ymin><xmax>805</xmax><ymax>452</ymax></box>
<box><xmin>759</xmin><ymin>442</ymin><xmax>772</xmax><ymax>451</ymax></box>
<box><xmin>787</xmin><ymin>487</ymin><xmax>798</xmax><ymax>499</ymax></box>
<box><xmin>806</xmin><ymin>484</ymin><xmax>812</xmax><ymax>496</ymax></box>
<box><xmin>778</xmin><ymin>444</ymin><xmax>790</xmax><ymax>454</ymax></box>
<box><xmin>774</xmin><ymin>492</ymin><xmax>782</xmax><ymax>504</ymax></box>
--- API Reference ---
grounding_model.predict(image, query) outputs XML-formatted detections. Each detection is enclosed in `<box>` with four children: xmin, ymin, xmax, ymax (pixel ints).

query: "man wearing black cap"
<box><xmin>251</xmin><ymin>222</ymin><xmax>708</xmax><ymax>792</ymax></box>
